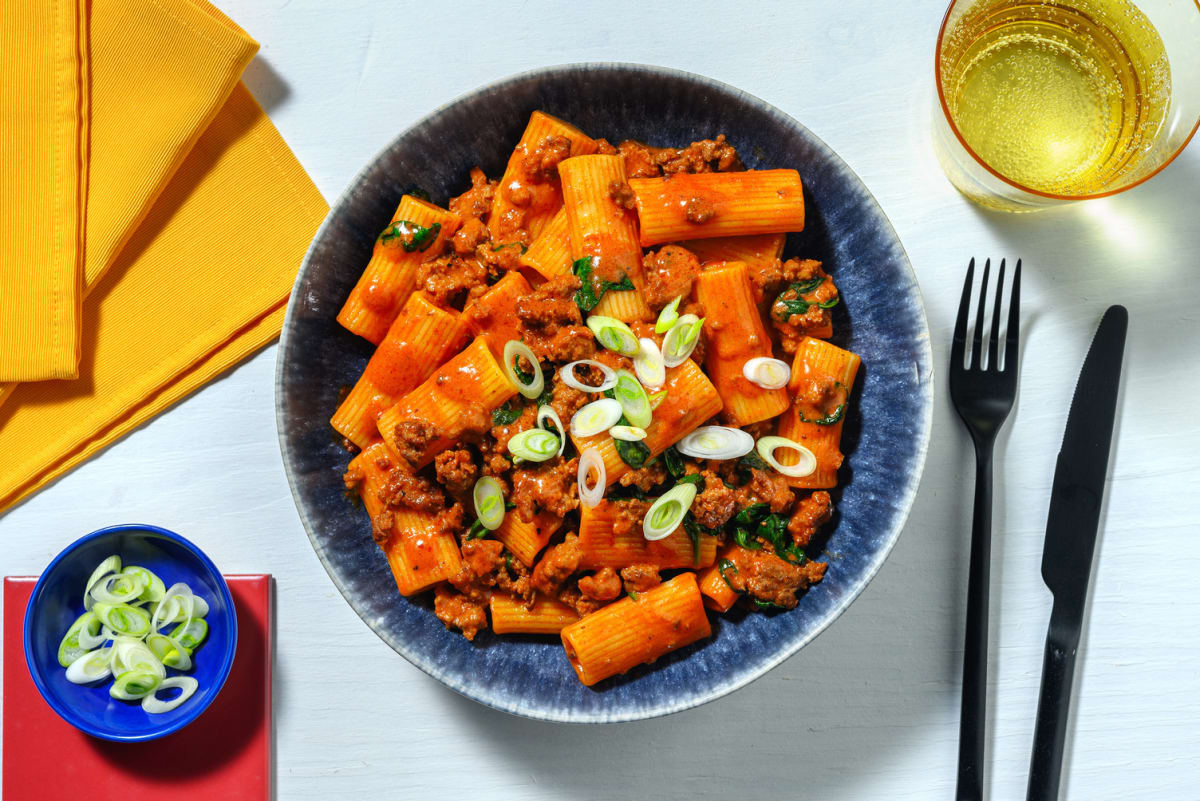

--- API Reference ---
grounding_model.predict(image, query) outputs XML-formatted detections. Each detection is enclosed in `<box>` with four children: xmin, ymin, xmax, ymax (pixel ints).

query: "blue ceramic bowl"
<box><xmin>24</xmin><ymin>524</ymin><xmax>238</xmax><ymax>741</ymax></box>
<box><xmin>276</xmin><ymin>64</ymin><xmax>933</xmax><ymax>722</ymax></box>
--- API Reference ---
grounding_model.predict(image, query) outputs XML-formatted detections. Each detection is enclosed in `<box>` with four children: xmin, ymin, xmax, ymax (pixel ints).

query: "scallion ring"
<box><xmin>577</xmin><ymin>448</ymin><xmax>606</xmax><ymax>508</ymax></box>
<box><xmin>610</xmin><ymin>425</ymin><xmax>648</xmax><ymax>441</ymax></box>
<box><xmin>110</xmin><ymin>670</ymin><xmax>161</xmax><ymax>701</ymax></box>
<box><xmin>570</xmin><ymin>398</ymin><xmax>623</xmax><ymax>438</ymax></box>
<box><xmin>503</xmin><ymin>340</ymin><xmax>545</xmax><ymax>399</ymax></box>
<box><xmin>123</xmin><ymin>565</ymin><xmax>166</xmax><ymax>603</ymax></box>
<box><xmin>560</xmin><ymin>359</ymin><xmax>617</xmax><ymax>393</ymax></box>
<box><xmin>655</xmin><ymin>296</ymin><xmax>682</xmax><ymax>334</ymax></box>
<box><xmin>742</xmin><ymin>357</ymin><xmax>791</xmax><ymax>390</ymax></box>
<box><xmin>507</xmin><ymin>428</ymin><xmax>561</xmax><ymax>463</ymax></box>
<box><xmin>112</xmin><ymin>636</ymin><xmax>165</xmax><ymax>679</ymax></box>
<box><xmin>170</xmin><ymin>618</ymin><xmax>208</xmax><ymax>651</ymax></box>
<box><xmin>612</xmin><ymin>370</ymin><xmax>652</xmax><ymax>428</ymax></box>
<box><xmin>676</xmin><ymin>426</ymin><xmax>754</xmax><ymax>461</ymax></box>
<box><xmin>633</xmin><ymin>338</ymin><xmax>666</xmax><ymax>389</ymax></box>
<box><xmin>152</xmin><ymin>583</ymin><xmax>195</xmax><ymax>634</ymax></box>
<box><xmin>83</xmin><ymin>554</ymin><xmax>121</xmax><ymax>611</ymax></box>
<box><xmin>536</xmin><ymin>405</ymin><xmax>566</xmax><ymax>456</ymax></box>
<box><xmin>756</xmin><ymin>435</ymin><xmax>818</xmax><ymax>478</ymax></box>
<box><xmin>89</xmin><ymin>571</ymin><xmax>147</xmax><ymax>605</ymax></box>
<box><xmin>586</xmin><ymin>315</ymin><xmax>640</xmax><ymax>357</ymax></box>
<box><xmin>472</xmin><ymin>476</ymin><xmax>507</xmax><ymax>531</ymax></box>
<box><xmin>142</xmin><ymin>676</ymin><xmax>199</xmax><ymax>714</ymax></box>
<box><xmin>65</xmin><ymin>646</ymin><xmax>114</xmax><ymax>684</ymax></box>
<box><xmin>648</xmin><ymin>389</ymin><xmax>668</xmax><ymax>410</ymax></box>
<box><xmin>643</xmin><ymin>483</ymin><xmax>698</xmax><ymax>541</ymax></box>
<box><xmin>57</xmin><ymin>611</ymin><xmax>102</xmax><ymax>667</ymax></box>
<box><xmin>662</xmin><ymin>314</ymin><xmax>704</xmax><ymax>367</ymax></box>
<box><xmin>92</xmin><ymin>603</ymin><xmax>152</xmax><ymax>638</ymax></box>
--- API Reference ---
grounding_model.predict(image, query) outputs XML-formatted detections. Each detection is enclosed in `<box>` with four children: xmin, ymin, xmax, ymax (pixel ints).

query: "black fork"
<box><xmin>949</xmin><ymin>257</ymin><xmax>1022</xmax><ymax>801</ymax></box>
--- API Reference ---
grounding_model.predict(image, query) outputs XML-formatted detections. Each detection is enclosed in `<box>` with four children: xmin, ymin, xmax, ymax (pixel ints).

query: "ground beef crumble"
<box><xmin>516</xmin><ymin>274</ymin><xmax>596</xmax><ymax>362</ymax></box>
<box><xmin>511</xmin><ymin>456</ymin><xmax>579</xmax><ymax>523</ymax></box>
<box><xmin>692</xmin><ymin>470</ymin><xmax>738</xmax><ymax>529</ymax></box>
<box><xmin>643</xmin><ymin>245</ymin><xmax>702</xmax><ymax>310</ymax></box>
<box><xmin>532</xmin><ymin>534</ymin><xmax>583</xmax><ymax>597</ymax></box>
<box><xmin>788</xmin><ymin>491</ymin><xmax>833</xmax><ymax>548</ymax></box>
<box><xmin>433</xmin><ymin>448</ymin><xmax>477</xmax><ymax>496</ymax></box>
<box><xmin>391</xmin><ymin>419</ymin><xmax>439</xmax><ymax>465</ymax></box>
<box><xmin>620</xmin><ymin>564</ymin><xmax>662</xmax><ymax>593</ymax></box>
<box><xmin>434</xmin><ymin>586</ymin><xmax>488</xmax><ymax>641</ymax></box>
<box><xmin>578</xmin><ymin>567</ymin><xmax>622</xmax><ymax>602</ymax></box>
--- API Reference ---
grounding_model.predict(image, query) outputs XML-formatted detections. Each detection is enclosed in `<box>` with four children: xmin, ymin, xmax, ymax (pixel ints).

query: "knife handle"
<box><xmin>1027</xmin><ymin>616</ymin><xmax>1078</xmax><ymax>801</ymax></box>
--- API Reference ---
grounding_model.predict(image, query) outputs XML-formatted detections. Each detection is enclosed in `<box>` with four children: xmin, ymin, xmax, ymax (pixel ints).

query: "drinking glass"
<box><xmin>933</xmin><ymin>0</ymin><xmax>1200</xmax><ymax>211</ymax></box>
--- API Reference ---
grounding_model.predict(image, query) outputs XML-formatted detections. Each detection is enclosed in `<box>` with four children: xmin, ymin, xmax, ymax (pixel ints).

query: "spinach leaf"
<box><xmin>734</xmin><ymin>450</ymin><xmax>768</xmax><ymax>485</ymax></box>
<box><xmin>772</xmin><ymin>277</ymin><xmax>827</xmax><ymax>321</ymax></box>
<box><xmin>404</xmin><ymin>186</ymin><xmax>431</xmax><ymax>202</ymax></box>
<box><xmin>380</xmin><ymin>220</ymin><xmax>442</xmax><ymax>252</ymax></box>
<box><xmin>491</xmin><ymin>400</ymin><xmax>523</xmax><ymax>426</ymax></box>
<box><xmin>716</xmin><ymin>558</ymin><xmax>741</xmax><ymax>593</ymax></box>
<box><xmin>682</xmin><ymin>513</ymin><xmax>719</xmax><ymax>565</ymax></box>
<box><xmin>613</xmin><ymin>435</ymin><xmax>651</xmax><ymax>470</ymax></box>
<box><xmin>572</xmin><ymin>256</ymin><xmax>634</xmax><ymax>313</ymax></box>
<box><xmin>675</xmin><ymin>473</ymin><xmax>704</xmax><ymax>487</ymax></box>
<box><xmin>662</xmin><ymin>446</ymin><xmax>685</xmax><ymax>479</ymax></box>
<box><xmin>611</xmin><ymin>412</ymin><xmax>651</xmax><ymax>469</ymax></box>
<box><xmin>465</xmin><ymin>518</ymin><xmax>489</xmax><ymax>539</ymax></box>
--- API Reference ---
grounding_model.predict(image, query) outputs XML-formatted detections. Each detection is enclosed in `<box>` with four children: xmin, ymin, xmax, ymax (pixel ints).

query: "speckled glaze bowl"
<box><xmin>276</xmin><ymin>63</ymin><xmax>933</xmax><ymax>723</ymax></box>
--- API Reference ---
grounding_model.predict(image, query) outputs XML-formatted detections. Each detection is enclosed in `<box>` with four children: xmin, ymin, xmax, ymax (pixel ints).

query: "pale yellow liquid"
<box><xmin>940</xmin><ymin>0</ymin><xmax>1171</xmax><ymax>195</ymax></box>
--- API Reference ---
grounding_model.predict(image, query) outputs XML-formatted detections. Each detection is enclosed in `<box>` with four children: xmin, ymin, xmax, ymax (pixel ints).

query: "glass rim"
<box><xmin>934</xmin><ymin>0</ymin><xmax>1200</xmax><ymax>202</ymax></box>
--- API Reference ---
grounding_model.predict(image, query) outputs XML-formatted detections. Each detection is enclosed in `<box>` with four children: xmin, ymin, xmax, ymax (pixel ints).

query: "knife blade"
<box><xmin>1027</xmin><ymin>304</ymin><xmax>1128</xmax><ymax>801</ymax></box>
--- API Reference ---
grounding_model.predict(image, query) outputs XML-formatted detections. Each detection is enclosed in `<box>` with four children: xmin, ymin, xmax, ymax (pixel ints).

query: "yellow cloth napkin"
<box><xmin>0</xmin><ymin>0</ymin><xmax>328</xmax><ymax>511</ymax></box>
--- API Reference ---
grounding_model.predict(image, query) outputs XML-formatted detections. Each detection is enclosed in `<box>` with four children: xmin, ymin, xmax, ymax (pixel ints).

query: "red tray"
<box><xmin>4</xmin><ymin>575</ymin><xmax>272</xmax><ymax>799</ymax></box>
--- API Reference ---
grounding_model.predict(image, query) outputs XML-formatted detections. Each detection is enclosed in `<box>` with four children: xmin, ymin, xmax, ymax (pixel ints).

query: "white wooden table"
<box><xmin>3</xmin><ymin>1</ymin><xmax>1198</xmax><ymax>798</ymax></box>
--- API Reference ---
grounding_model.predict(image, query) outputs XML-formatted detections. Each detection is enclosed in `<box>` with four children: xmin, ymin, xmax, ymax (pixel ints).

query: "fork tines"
<box><xmin>952</xmin><ymin>257</ymin><xmax>1021</xmax><ymax>373</ymax></box>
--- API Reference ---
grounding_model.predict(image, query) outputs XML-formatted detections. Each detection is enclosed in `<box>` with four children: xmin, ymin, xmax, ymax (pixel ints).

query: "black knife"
<box><xmin>1026</xmin><ymin>305</ymin><xmax>1128</xmax><ymax>801</ymax></box>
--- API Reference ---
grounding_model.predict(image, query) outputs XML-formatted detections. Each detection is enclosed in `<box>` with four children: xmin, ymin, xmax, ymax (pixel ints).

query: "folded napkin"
<box><xmin>0</xmin><ymin>0</ymin><xmax>328</xmax><ymax>511</ymax></box>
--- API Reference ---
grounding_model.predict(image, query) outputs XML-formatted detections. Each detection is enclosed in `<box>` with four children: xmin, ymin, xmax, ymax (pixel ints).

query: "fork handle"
<box><xmin>956</xmin><ymin>442</ymin><xmax>993</xmax><ymax>801</ymax></box>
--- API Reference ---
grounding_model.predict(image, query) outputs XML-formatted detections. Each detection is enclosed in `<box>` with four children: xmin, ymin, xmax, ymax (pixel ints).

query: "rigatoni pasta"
<box><xmin>560</xmin><ymin>573</ymin><xmax>711</xmax><ymax>686</ymax></box>
<box><xmin>331</xmin><ymin>292</ymin><xmax>469</xmax><ymax>448</ymax></box>
<box><xmin>558</xmin><ymin>154</ymin><xmax>651</xmax><ymax>322</ymax></box>
<box><xmin>693</xmin><ymin>261</ymin><xmax>790</xmax><ymax>425</ymax></box>
<box><xmin>337</xmin><ymin>195</ymin><xmax>460</xmax><ymax>344</ymax></box>
<box><xmin>333</xmin><ymin>114</ymin><xmax>852</xmax><ymax>687</ymax></box>
<box><xmin>488</xmin><ymin>112</ymin><xmax>597</xmax><ymax>245</ymax></box>
<box><xmin>629</xmin><ymin>169</ymin><xmax>805</xmax><ymax>246</ymax></box>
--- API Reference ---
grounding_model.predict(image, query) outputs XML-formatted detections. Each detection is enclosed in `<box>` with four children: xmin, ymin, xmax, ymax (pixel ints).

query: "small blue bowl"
<box><xmin>23</xmin><ymin>524</ymin><xmax>238</xmax><ymax>742</ymax></box>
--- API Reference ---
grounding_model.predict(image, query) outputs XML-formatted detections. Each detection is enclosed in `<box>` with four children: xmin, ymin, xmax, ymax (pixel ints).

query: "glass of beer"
<box><xmin>933</xmin><ymin>0</ymin><xmax>1200</xmax><ymax>211</ymax></box>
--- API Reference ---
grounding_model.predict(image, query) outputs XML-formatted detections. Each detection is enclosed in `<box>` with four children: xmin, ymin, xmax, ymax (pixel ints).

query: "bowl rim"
<box><xmin>23</xmin><ymin>523</ymin><xmax>239</xmax><ymax>742</ymax></box>
<box><xmin>275</xmin><ymin>61</ymin><xmax>935</xmax><ymax>723</ymax></box>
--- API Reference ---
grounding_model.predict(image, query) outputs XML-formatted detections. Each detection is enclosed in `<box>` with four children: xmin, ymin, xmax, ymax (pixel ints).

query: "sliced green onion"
<box><xmin>142</xmin><ymin>676</ymin><xmax>199</xmax><ymax>714</ymax></box>
<box><xmin>586</xmin><ymin>315</ymin><xmax>640</xmax><ymax>357</ymax></box>
<box><xmin>536</xmin><ymin>405</ymin><xmax>566</xmax><ymax>456</ymax></box>
<box><xmin>643</xmin><ymin>483</ymin><xmax>699</xmax><ymax>541</ymax></box>
<box><xmin>151</xmin><ymin>583</ymin><xmax>195</xmax><ymax>633</ymax></box>
<box><xmin>676</xmin><ymin>426</ymin><xmax>754</xmax><ymax>461</ymax></box>
<box><xmin>89</xmin><ymin>571</ymin><xmax>147</xmax><ymax>606</ymax></box>
<box><xmin>655</xmin><ymin>296</ymin><xmax>682</xmax><ymax>334</ymax></box>
<box><xmin>662</xmin><ymin>313</ymin><xmax>704</xmax><ymax>367</ymax></box>
<box><xmin>148</xmin><ymin>594</ymin><xmax>209</xmax><ymax>625</ymax></box>
<box><xmin>507</xmin><ymin>428</ymin><xmax>561</xmax><ymax>462</ymax></box>
<box><xmin>560</xmin><ymin>359</ymin><xmax>618</xmax><ymax>393</ymax></box>
<box><xmin>146</xmin><ymin>632</ymin><xmax>174</xmax><ymax>662</ymax></box>
<box><xmin>83</xmin><ymin>554</ymin><xmax>121</xmax><ymax>611</ymax></box>
<box><xmin>610</xmin><ymin>425</ymin><xmax>648</xmax><ymax>441</ymax></box>
<box><xmin>93</xmin><ymin>603</ymin><xmax>152</xmax><ymax>638</ymax></box>
<box><xmin>612</xmin><ymin>370</ymin><xmax>652</xmax><ymax>428</ymax></box>
<box><xmin>756</xmin><ymin>435</ymin><xmax>817</xmax><ymax>478</ymax></box>
<box><xmin>170</xmin><ymin>618</ymin><xmax>208</xmax><ymax>652</ymax></box>
<box><xmin>110</xmin><ymin>670</ymin><xmax>161</xmax><ymax>701</ymax></box>
<box><xmin>123</xmin><ymin>566</ymin><xmax>166</xmax><ymax>603</ymax></box>
<box><xmin>570</xmin><ymin>398</ymin><xmax>623</xmax><ymax>437</ymax></box>
<box><xmin>633</xmin><ymin>338</ymin><xmax>666</xmax><ymax>389</ymax></box>
<box><xmin>503</xmin><ymin>340</ymin><xmax>545</xmax><ymax>399</ymax></box>
<box><xmin>578</xmin><ymin>448</ymin><xmax>606</xmax><ymax>508</ymax></box>
<box><xmin>57</xmin><ymin>611</ymin><xmax>102</xmax><ymax>667</ymax></box>
<box><xmin>65</xmin><ymin>646</ymin><xmax>114</xmax><ymax>684</ymax></box>
<box><xmin>112</xmin><ymin>636</ymin><xmax>165</xmax><ymax>679</ymax></box>
<box><xmin>648</xmin><ymin>389</ymin><xmax>668</xmax><ymax>409</ymax></box>
<box><xmin>742</xmin><ymin>357</ymin><xmax>791</xmax><ymax>390</ymax></box>
<box><xmin>472</xmin><ymin>476</ymin><xmax>507</xmax><ymax>531</ymax></box>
